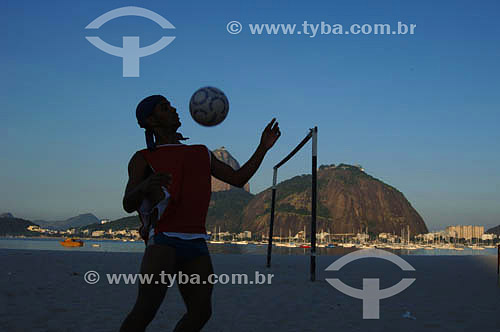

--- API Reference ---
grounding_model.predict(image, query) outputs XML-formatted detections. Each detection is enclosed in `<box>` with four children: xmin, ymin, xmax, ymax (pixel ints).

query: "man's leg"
<box><xmin>173</xmin><ymin>254</ymin><xmax>214</xmax><ymax>332</ymax></box>
<box><xmin>120</xmin><ymin>244</ymin><xmax>177</xmax><ymax>332</ymax></box>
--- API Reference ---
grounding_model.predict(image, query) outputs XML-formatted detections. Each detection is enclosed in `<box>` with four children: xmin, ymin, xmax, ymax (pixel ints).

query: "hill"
<box><xmin>240</xmin><ymin>164</ymin><xmax>428</xmax><ymax>237</ymax></box>
<box><xmin>80</xmin><ymin>189</ymin><xmax>254</xmax><ymax>234</ymax></box>
<box><xmin>211</xmin><ymin>147</ymin><xmax>250</xmax><ymax>193</ymax></box>
<box><xmin>206</xmin><ymin>188</ymin><xmax>255</xmax><ymax>233</ymax></box>
<box><xmin>0</xmin><ymin>217</ymin><xmax>39</xmax><ymax>236</ymax></box>
<box><xmin>80</xmin><ymin>216</ymin><xmax>140</xmax><ymax>232</ymax></box>
<box><xmin>35</xmin><ymin>213</ymin><xmax>99</xmax><ymax>230</ymax></box>
<box><xmin>486</xmin><ymin>225</ymin><xmax>500</xmax><ymax>236</ymax></box>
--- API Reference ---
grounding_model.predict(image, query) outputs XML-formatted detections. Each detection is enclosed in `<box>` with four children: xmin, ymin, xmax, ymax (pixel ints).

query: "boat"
<box><xmin>299</xmin><ymin>244</ymin><xmax>311</xmax><ymax>248</ymax></box>
<box><xmin>91</xmin><ymin>243</ymin><xmax>101</xmax><ymax>247</ymax></box>
<box><xmin>209</xmin><ymin>226</ymin><xmax>225</xmax><ymax>244</ymax></box>
<box><xmin>60</xmin><ymin>238</ymin><xmax>84</xmax><ymax>247</ymax></box>
<box><xmin>326</xmin><ymin>243</ymin><xmax>336</xmax><ymax>248</ymax></box>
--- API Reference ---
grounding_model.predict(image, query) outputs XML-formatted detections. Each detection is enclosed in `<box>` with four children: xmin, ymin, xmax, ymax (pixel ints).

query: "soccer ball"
<box><xmin>189</xmin><ymin>86</ymin><xmax>229</xmax><ymax>126</ymax></box>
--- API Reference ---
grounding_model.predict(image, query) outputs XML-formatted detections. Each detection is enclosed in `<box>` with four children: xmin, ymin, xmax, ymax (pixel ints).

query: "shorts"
<box><xmin>149</xmin><ymin>232</ymin><xmax>210</xmax><ymax>267</ymax></box>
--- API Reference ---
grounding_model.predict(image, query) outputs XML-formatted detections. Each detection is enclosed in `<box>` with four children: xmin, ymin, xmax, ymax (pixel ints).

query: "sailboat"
<box><xmin>275</xmin><ymin>227</ymin><xmax>287</xmax><ymax>247</ymax></box>
<box><xmin>299</xmin><ymin>226</ymin><xmax>311</xmax><ymax>248</ymax></box>
<box><xmin>283</xmin><ymin>229</ymin><xmax>296</xmax><ymax>247</ymax></box>
<box><xmin>209</xmin><ymin>226</ymin><xmax>224</xmax><ymax>244</ymax></box>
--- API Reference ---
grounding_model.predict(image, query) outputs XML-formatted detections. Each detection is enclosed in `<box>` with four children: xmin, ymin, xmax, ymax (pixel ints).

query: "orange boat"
<box><xmin>60</xmin><ymin>238</ymin><xmax>84</xmax><ymax>247</ymax></box>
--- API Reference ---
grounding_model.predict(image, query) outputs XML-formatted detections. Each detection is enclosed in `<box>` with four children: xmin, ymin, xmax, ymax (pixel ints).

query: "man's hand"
<box><xmin>260</xmin><ymin>118</ymin><xmax>281</xmax><ymax>151</ymax></box>
<box><xmin>142</xmin><ymin>173</ymin><xmax>172</xmax><ymax>198</ymax></box>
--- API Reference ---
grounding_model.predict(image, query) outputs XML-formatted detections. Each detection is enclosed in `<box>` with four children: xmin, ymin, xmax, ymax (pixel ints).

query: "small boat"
<box><xmin>60</xmin><ymin>238</ymin><xmax>84</xmax><ymax>247</ymax></box>
<box><xmin>91</xmin><ymin>243</ymin><xmax>101</xmax><ymax>247</ymax></box>
<box><xmin>209</xmin><ymin>240</ymin><xmax>225</xmax><ymax>244</ymax></box>
<box><xmin>299</xmin><ymin>244</ymin><xmax>311</xmax><ymax>248</ymax></box>
<box><xmin>326</xmin><ymin>244</ymin><xmax>336</xmax><ymax>248</ymax></box>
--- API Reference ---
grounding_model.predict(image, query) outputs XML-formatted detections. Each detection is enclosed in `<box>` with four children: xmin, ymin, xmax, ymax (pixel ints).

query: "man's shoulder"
<box><xmin>177</xmin><ymin>144</ymin><xmax>209</xmax><ymax>152</ymax></box>
<box><xmin>137</xmin><ymin>144</ymin><xmax>209</xmax><ymax>155</ymax></box>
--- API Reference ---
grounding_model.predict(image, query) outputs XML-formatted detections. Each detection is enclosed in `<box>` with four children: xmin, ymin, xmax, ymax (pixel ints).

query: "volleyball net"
<box><xmin>266</xmin><ymin>126</ymin><xmax>318</xmax><ymax>281</ymax></box>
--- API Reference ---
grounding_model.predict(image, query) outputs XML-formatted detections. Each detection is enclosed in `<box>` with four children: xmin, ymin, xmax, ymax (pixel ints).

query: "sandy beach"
<box><xmin>1</xmin><ymin>248</ymin><xmax>499</xmax><ymax>332</ymax></box>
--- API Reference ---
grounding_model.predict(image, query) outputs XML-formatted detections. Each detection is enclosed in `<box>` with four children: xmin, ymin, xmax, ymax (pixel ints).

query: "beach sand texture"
<box><xmin>1</xmin><ymin>249</ymin><xmax>499</xmax><ymax>332</ymax></box>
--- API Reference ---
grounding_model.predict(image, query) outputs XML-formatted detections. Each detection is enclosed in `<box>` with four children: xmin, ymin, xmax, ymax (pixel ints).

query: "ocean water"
<box><xmin>0</xmin><ymin>237</ymin><xmax>497</xmax><ymax>256</ymax></box>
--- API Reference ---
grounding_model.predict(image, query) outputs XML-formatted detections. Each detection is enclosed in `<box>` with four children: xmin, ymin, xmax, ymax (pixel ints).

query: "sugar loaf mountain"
<box><xmin>206</xmin><ymin>148</ymin><xmax>428</xmax><ymax>237</ymax></box>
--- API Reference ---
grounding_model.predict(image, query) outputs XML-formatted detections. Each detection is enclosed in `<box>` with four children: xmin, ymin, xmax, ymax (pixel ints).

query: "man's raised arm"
<box><xmin>211</xmin><ymin>118</ymin><xmax>281</xmax><ymax>187</ymax></box>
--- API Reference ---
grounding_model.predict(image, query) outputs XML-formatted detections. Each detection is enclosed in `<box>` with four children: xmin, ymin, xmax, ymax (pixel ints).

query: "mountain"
<box><xmin>35</xmin><ymin>213</ymin><xmax>100</xmax><ymax>230</ymax></box>
<box><xmin>80</xmin><ymin>216</ymin><xmax>140</xmax><ymax>232</ymax></box>
<box><xmin>239</xmin><ymin>164</ymin><xmax>428</xmax><ymax>237</ymax></box>
<box><xmin>211</xmin><ymin>147</ymin><xmax>250</xmax><ymax>193</ymax></box>
<box><xmin>0</xmin><ymin>212</ymin><xmax>14</xmax><ymax>218</ymax></box>
<box><xmin>206</xmin><ymin>188</ymin><xmax>255</xmax><ymax>233</ymax></box>
<box><xmin>61</xmin><ymin>163</ymin><xmax>429</xmax><ymax>238</ymax></box>
<box><xmin>80</xmin><ymin>189</ymin><xmax>255</xmax><ymax>234</ymax></box>
<box><xmin>0</xmin><ymin>216</ymin><xmax>39</xmax><ymax>236</ymax></box>
<box><xmin>486</xmin><ymin>225</ymin><xmax>500</xmax><ymax>236</ymax></box>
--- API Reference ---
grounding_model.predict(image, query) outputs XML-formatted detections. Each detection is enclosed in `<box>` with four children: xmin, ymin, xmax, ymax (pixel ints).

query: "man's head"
<box><xmin>136</xmin><ymin>95</ymin><xmax>181</xmax><ymax>131</ymax></box>
<box><xmin>136</xmin><ymin>95</ymin><xmax>183</xmax><ymax>150</ymax></box>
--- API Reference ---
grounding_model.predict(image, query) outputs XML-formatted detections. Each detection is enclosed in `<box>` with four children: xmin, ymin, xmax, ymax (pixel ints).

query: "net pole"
<box><xmin>310</xmin><ymin>126</ymin><xmax>318</xmax><ymax>282</ymax></box>
<box><xmin>497</xmin><ymin>244</ymin><xmax>499</xmax><ymax>286</ymax></box>
<box><xmin>266</xmin><ymin>167</ymin><xmax>278</xmax><ymax>268</ymax></box>
<box><xmin>265</xmin><ymin>130</ymin><xmax>314</xmax><ymax>269</ymax></box>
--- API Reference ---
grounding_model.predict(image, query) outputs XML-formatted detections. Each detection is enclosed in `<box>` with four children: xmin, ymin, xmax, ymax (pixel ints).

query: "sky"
<box><xmin>1</xmin><ymin>0</ymin><xmax>499</xmax><ymax>231</ymax></box>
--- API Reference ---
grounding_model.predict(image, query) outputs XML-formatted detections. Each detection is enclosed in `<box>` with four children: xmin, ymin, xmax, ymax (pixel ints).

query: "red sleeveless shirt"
<box><xmin>138</xmin><ymin>144</ymin><xmax>212</xmax><ymax>234</ymax></box>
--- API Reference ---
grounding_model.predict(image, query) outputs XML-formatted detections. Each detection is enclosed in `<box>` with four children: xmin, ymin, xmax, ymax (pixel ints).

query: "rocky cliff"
<box><xmin>210</xmin><ymin>147</ymin><xmax>250</xmax><ymax>193</ymax></box>
<box><xmin>239</xmin><ymin>164</ymin><xmax>428</xmax><ymax>237</ymax></box>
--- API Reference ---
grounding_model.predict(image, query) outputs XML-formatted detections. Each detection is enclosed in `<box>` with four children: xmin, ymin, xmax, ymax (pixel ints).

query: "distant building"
<box><xmin>317</xmin><ymin>230</ymin><xmax>329</xmax><ymax>241</ymax></box>
<box><xmin>481</xmin><ymin>233</ymin><xmax>496</xmax><ymax>241</ymax></box>
<box><xmin>379</xmin><ymin>233</ymin><xmax>398</xmax><ymax>242</ymax></box>
<box><xmin>92</xmin><ymin>230</ymin><xmax>105</xmax><ymax>237</ymax></box>
<box><xmin>218</xmin><ymin>231</ymin><xmax>230</xmax><ymax>238</ymax></box>
<box><xmin>294</xmin><ymin>230</ymin><xmax>305</xmax><ymax>240</ymax></box>
<box><xmin>420</xmin><ymin>232</ymin><xmax>442</xmax><ymax>241</ymax></box>
<box><xmin>237</xmin><ymin>231</ymin><xmax>252</xmax><ymax>239</ymax></box>
<box><xmin>446</xmin><ymin>225</ymin><xmax>484</xmax><ymax>240</ymax></box>
<box><xmin>100</xmin><ymin>219</ymin><xmax>110</xmax><ymax>224</ymax></box>
<box><xmin>335</xmin><ymin>163</ymin><xmax>365</xmax><ymax>172</ymax></box>
<box><xmin>355</xmin><ymin>164</ymin><xmax>365</xmax><ymax>172</ymax></box>
<box><xmin>355</xmin><ymin>233</ymin><xmax>369</xmax><ymax>242</ymax></box>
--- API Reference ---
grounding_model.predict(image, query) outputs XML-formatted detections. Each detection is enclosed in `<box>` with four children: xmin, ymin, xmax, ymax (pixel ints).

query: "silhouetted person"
<box><xmin>120</xmin><ymin>95</ymin><xmax>280</xmax><ymax>331</ymax></box>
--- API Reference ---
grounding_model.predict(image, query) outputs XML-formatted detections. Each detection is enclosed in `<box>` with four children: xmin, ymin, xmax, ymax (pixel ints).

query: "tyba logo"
<box><xmin>325</xmin><ymin>249</ymin><xmax>416</xmax><ymax>319</ymax></box>
<box><xmin>85</xmin><ymin>6</ymin><xmax>175</xmax><ymax>77</ymax></box>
